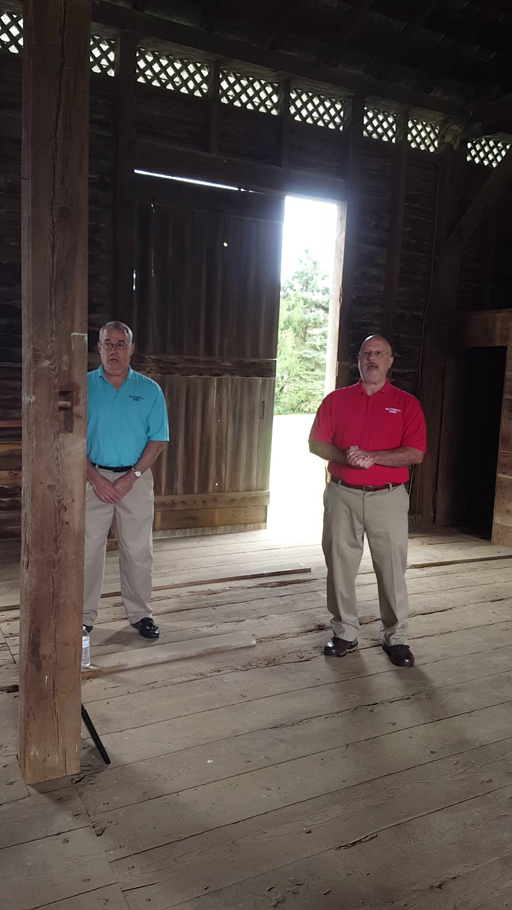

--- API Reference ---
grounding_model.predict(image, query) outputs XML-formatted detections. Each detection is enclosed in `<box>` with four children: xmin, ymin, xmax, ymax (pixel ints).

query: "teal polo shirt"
<box><xmin>87</xmin><ymin>366</ymin><xmax>169</xmax><ymax>467</ymax></box>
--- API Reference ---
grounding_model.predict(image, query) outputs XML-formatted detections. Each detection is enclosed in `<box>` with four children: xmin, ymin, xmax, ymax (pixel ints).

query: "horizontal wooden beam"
<box><xmin>91</xmin><ymin>0</ymin><xmax>463</xmax><ymax>118</ymax></box>
<box><xmin>153</xmin><ymin>504</ymin><xmax>267</xmax><ymax>531</ymax></box>
<box><xmin>444</xmin><ymin>147</ymin><xmax>512</xmax><ymax>256</ymax></box>
<box><xmin>446</xmin><ymin>311</ymin><xmax>512</xmax><ymax>349</ymax></box>
<box><xmin>88</xmin><ymin>351</ymin><xmax>277</xmax><ymax>378</ymax></box>
<box><xmin>0</xmin><ymin>470</ymin><xmax>21</xmax><ymax>485</ymax></box>
<box><xmin>154</xmin><ymin>491</ymin><xmax>270</xmax><ymax>511</ymax></box>
<box><xmin>135</xmin><ymin>138</ymin><xmax>346</xmax><ymax>201</ymax></box>
<box><xmin>135</xmin><ymin>172</ymin><xmax>285</xmax><ymax>220</ymax></box>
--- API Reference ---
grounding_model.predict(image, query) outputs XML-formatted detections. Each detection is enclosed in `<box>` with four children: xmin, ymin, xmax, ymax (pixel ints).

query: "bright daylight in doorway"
<box><xmin>268</xmin><ymin>196</ymin><xmax>340</xmax><ymax>538</ymax></box>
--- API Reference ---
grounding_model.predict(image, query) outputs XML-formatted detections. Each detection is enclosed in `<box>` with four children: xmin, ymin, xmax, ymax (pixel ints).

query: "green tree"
<box><xmin>274</xmin><ymin>252</ymin><xmax>330</xmax><ymax>415</ymax></box>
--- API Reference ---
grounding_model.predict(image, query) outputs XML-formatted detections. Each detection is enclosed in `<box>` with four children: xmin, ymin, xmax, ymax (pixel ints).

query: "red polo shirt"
<box><xmin>309</xmin><ymin>380</ymin><xmax>426</xmax><ymax>486</ymax></box>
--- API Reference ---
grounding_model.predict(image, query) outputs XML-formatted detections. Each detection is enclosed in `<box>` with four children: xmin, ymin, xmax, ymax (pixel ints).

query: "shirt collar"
<box><xmin>357</xmin><ymin>379</ymin><xmax>392</xmax><ymax>396</ymax></box>
<box><xmin>98</xmin><ymin>365</ymin><xmax>134</xmax><ymax>382</ymax></box>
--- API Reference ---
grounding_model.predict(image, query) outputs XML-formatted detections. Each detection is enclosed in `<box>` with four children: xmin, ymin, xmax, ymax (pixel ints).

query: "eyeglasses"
<box><xmin>99</xmin><ymin>341</ymin><xmax>129</xmax><ymax>351</ymax></box>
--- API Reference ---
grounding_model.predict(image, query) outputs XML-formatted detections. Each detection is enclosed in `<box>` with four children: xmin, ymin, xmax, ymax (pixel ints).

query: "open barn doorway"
<box><xmin>451</xmin><ymin>346</ymin><xmax>506</xmax><ymax>539</ymax></box>
<box><xmin>267</xmin><ymin>196</ymin><xmax>344</xmax><ymax>538</ymax></box>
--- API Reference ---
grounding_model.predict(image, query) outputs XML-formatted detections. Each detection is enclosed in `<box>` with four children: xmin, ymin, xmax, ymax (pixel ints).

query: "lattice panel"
<box><xmin>467</xmin><ymin>137</ymin><xmax>511</xmax><ymax>168</ymax></box>
<box><xmin>220</xmin><ymin>70</ymin><xmax>279</xmax><ymax>115</ymax></box>
<box><xmin>136</xmin><ymin>47</ymin><xmax>210</xmax><ymax>96</ymax></box>
<box><xmin>289</xmin><ymin>89</ymin><xmax>345</xmax><ymax>130</ymax></box>
<box><xmin>408</xmin><ymin>119</ymin><xmax>439</xmax><ymax>153</ymax></box>
<box><xmin>0</xmin><ymin>11</ymin><xmax>23</xmax><ymax>54</ymax></box>
<box><xmin>90</xmin><ymin>35</ymin><xmax>115</xmax><ymax>77</ymax></box>
<box><xmin>363</xmin><ymin>108</ymin><xmax>397</xmax><ymax>143</ymax></box>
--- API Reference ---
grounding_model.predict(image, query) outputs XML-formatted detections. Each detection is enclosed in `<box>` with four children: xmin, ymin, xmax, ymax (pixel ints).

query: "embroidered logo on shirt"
<box><xmin>129</xmin><ymin>395</ymin><xmax>143</xmax><ymax>401</ymax></box>
<box><xmin>385</xmin><ymin>407</ymin><xmax>401</xmax><ymax>414</ymax></box>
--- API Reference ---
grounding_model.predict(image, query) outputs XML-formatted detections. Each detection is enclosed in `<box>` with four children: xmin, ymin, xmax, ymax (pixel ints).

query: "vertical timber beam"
<box><xmin>114</xmin><ymin>31</ymin><xmax>138</xmax><ymax>322</ymax></box>
<box><xmin>278</xmin><ymin>78</ymin><xmax>291</xmax><ymax>168</ymax></box>
<box><xmin>336</xmin><ymin>95</ymin><xmax>364</xmax><ymax>388</ymax></box>
<box><xmin>20</xmin><ymin>0</ymin><xmax>90</xmax><ymax>784</ymax></box>
<box><xmin>381</xmin><ymin>109</ymin><xmax>408</xmax><ymax>342</ymax></box>
<box><xmin>410</xmin><ymin>142</ymin><xmax>466</xmax><ymax>526</ymax></box>
<box><xmin>208</xmin><ymin>60</ymin><xmax>220</xmax><ymax>155</ymax></box>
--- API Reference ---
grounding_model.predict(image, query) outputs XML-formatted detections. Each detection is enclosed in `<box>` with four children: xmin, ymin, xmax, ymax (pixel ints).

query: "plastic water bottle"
<box><xmin>81</xmin><ymin>629</ymin><xmax>91</xmax><ymax>669</ymax></box>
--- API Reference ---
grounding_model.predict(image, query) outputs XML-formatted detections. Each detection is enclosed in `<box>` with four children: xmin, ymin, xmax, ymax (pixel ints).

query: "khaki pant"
<box><xmin>322</xmin><ymin>481</ymin><xmax>410</xmax><ymax>646</ymax></box>
<box><xmin>83</xmin><ymin>469</ymin><xmax>154</xmax><ymax>628</ymax></box>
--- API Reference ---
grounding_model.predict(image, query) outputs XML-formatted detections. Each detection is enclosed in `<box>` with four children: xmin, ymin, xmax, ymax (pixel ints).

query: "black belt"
<box><xmin>95</xmin><ymin>464</ymin><xmax>132</xmax><ymax>473</ymax></box>
<box><xmin>331</xmin><ymin>477</ymin><xmax>402</xmax><ymax>493</ymax></box>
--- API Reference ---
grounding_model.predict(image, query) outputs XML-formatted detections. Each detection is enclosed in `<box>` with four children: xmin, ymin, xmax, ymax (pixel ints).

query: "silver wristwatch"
<box><xmin>132</xmin><ymin>467</ymin><xmax>142</xmax><ymax>478</ymax></box>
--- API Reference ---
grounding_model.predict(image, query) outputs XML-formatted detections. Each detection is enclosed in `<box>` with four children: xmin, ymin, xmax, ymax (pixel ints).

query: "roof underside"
<box><xmin>104</xmin><ymin>0</ymin><xmax>512</xmax><ymax>111</ymax></box>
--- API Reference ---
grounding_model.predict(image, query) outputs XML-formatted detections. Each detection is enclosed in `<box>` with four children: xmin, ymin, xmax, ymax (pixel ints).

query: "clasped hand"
<box><xmin>346</xmin><ymin>446</ymin><xmax>375</xmax><ymax>470</ymax></box>
<box><xmin>91</xmin><ymin>470</ymin><xmax>136</xmax><ymax>503</ymax></box>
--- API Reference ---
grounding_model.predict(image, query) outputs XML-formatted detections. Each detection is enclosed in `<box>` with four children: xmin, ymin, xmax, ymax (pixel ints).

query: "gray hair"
<box><xmin>99</xmin><ymin>321</ymin><xmax>133</xmax><ymax>344</ymax></box>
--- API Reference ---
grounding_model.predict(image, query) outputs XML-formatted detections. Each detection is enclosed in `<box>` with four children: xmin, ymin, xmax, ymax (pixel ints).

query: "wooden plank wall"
<box><xmin>134</xmin><ymin>81</ymin><xmax>346</xmax><ymax>177</ymax></box>
<box><xmin>457</xmin><ymin>167</ymin><xmax>512</xmax><ymax>313</ymax></box>
<box><xmin>345</xmin><ymin>144</ymin><xmax>439</xmax><ymax>392</ymax></box>
<box><xmin>0</xmin><ymin>53</ymin><xmax>115</xmax><ymax>540</ymax></box>
<box><xmin>0</xmin><ymin>50</ymin><xmax>22</xmax><ymax>539</ymax></box>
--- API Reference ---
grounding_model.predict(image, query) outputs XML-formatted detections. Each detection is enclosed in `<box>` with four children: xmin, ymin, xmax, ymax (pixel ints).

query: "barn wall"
<box><xmin>0</xmin><ymin>53</ymin><xmax>115</xmax><ymax>539</ymax></box>
<box><xmin>1</xmin><ymin>33</ymin><xmax>511</xmax><ymax>539</ymax></box>
<box><xmin>457</xmin><ymin>164</ymin><xmax>512</xmax><ymax>313</ymax></box>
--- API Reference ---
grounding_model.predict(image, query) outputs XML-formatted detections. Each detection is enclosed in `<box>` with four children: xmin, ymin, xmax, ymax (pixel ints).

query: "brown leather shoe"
<box><xmin>324</xmin><ymin>637</ymin><xmax>358</xmax><ymax>658</ymax></box>
<box><xmin>382</xmin><ymin>643</ymin><xmax>415</xmax><ymax>667</ymax></box>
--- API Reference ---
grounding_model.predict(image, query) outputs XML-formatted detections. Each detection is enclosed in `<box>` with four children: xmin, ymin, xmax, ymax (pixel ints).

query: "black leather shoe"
<box><xmin>131</xmin><ymin>617</ymin><xmax>160</xmax><ymax>640</ymax></box>
<box><xmin>324</xmin><ymin>637</ymin><xmax>358</xmax><ymax>658</ymax></box>
<box><xmin>382</xmin><ymin>643</ymin><xmax>415</xmax><ymax>667</ymax></box>
<box><xmin>83</xmin><ymin>625</ymin><xmax>93</xmax><ymax>634</ymax></box>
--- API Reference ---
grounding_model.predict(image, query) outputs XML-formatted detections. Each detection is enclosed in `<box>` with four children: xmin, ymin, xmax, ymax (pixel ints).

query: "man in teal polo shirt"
<box><xmin>84</xmin><ymin>320</ymin><xmax>169</xmax><ymax>640</ymax></box>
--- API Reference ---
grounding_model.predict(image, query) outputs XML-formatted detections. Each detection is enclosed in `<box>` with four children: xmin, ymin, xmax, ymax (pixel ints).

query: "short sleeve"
<box><xmin>401</xmin><ymin>397</ymin><xmax>426</xmax><ymax>453</ymax></box>
<box><xmin>309</xmin><ymin>394</ymin><xmax>334</xmax><ymax>443</ymax></box>
<box><xmin>147</xmin><ymin>385</ymin><xmax>169</xmax><ymax>442</ymax></box>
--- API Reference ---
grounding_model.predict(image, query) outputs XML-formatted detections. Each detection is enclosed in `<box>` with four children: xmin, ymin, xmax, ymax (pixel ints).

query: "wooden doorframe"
<box><xmin>435</xmin><ymin>310</ymin><xmax>512</xmax><ymax>545</ymax></box>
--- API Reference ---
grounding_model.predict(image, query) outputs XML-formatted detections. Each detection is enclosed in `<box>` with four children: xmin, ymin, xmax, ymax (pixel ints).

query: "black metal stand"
<box><xmin>81</xmin><ymin>704</ymin><xmax>111</xmax><ymax>765</ymax></box>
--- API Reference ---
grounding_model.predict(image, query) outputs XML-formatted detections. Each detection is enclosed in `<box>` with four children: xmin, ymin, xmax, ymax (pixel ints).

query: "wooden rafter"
<box><xmin>371</xmin><ymin>2</ymin><xmax>439</xmax><ymax>79</ymax></box>
<box><xmin>321</xmin><ymin>0</ymin><xmax>375</xmax><ymax>67</ymax></box>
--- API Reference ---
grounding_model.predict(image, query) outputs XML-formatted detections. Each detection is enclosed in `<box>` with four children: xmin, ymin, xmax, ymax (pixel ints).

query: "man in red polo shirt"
<box><xmin>309</xmin><ymin>335</ymin><xmax>426</xmax><ymax>667</ymax></box>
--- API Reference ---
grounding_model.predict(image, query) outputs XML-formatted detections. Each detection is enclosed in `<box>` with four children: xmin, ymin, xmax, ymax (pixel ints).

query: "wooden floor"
<box><xmin>2</xmin><ymin>525</ymin><xmax>512</xmax><ymax>910</ymax></box>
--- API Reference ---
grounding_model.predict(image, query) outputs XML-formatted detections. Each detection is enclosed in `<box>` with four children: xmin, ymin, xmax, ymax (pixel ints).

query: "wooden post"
<box><xmin>410</xmin><ymin>143</ymin><xmax>466</xmax><ymax>526</ymax></box>
<box><xmin>208</xmin><ymin>60</ymin><xmax>221</xmax><ymax>156</ymax></box>
<box><xmin>336</xmin><ymin>95</ymin><xmax>364</xmax><ymax>389</ymax></box>
<box><xmin>114</xmin><ymin>31</ymin><xmax>138</xmax><ymax>322</ymax></box>
<box><xmin>278</xmin><ymin>78</ymin><xmax>291</xmax><ymax>168</ymax></box>
<box><xmin>20</xmin><ymin>0</ymin><xmax>90</xmax><ymax>783</ymax></box>
<box><xmin>381</xmin><ymin>109</ymin><xmax>408</xmax><ymax>342</ymax></box>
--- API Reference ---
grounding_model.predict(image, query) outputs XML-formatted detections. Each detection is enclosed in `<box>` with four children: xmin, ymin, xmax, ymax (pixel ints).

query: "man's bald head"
<box><xmin>358</xmin><ymin>335</ymin><xmax>393</xmax><ymax>388</ymax></box>
<box><xmin>359</xmin><ymin>334</ymin><xmax>392</xmax><ymax>356</ymax></box>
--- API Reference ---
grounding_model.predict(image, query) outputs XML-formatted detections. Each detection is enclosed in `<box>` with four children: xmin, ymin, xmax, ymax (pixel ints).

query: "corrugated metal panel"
<box><xmin>150</xmin><ymin>375</ymin><xmax>274</xmax><ymax>499</ymax></box>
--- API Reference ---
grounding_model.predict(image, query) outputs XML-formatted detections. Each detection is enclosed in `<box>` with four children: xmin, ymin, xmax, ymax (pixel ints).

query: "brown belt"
<box><xmin>330</xmin><ymin>477</ymin><xmax>402</xmax><ymax>493</ymax></box>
